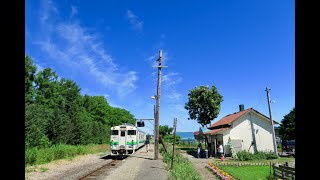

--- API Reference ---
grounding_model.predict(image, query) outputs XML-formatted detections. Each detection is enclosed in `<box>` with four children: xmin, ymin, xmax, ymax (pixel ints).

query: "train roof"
<box><xmin>111</xmin><ymin>123</ymin><xmax>135</xmax><ymax>128</ymax></box>
<box><xmin>111</xmin><ymin>123</ymin><xmax>146</xmax><ymax>134</ymax></box>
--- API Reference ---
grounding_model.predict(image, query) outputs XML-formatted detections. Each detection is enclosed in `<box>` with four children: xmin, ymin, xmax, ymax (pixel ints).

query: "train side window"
<box><xmin>128</xmin><ymin>130</ymin><xmax>136</xmax><ymax>135</ymax></box>
<box><xmin>121</xmin><ymin>131</ymin><xmax>125</xmax><ymax>136</ymax></box>
<box><xmin>111</xmin><ymin>130</ymin><xmax>118</xmax><ymax>135</ymax></box>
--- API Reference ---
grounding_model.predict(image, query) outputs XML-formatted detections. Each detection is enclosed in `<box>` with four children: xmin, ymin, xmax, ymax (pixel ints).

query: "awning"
<box><xmin>204</xmin><ymin>128</ymin><xmax>229</xmax><ymax>135</ymax></box>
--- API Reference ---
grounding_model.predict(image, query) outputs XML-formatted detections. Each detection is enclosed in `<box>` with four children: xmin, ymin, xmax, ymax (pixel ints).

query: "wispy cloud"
<box><xmin>126</xmin><ymin>10</ymin><xmax>144</xmax><ymax>30</ymax></box>
<box><xmin>70</xmin><ymin>5</ymin><xmax>78</xmax><ymax>18</ymax></box>
<box><xmin>40</xmin><ymin>0</ymin><xmax>58</xmax><ymax>25</ymax></box>
<box><xmin>162</xmin><ymin>72</ymin><xmax>183</xmax><ymax>101</ymax></box>
<box><xmin>35</xmin><ymin>0</ymin><xmax>138</xmax><ymax>97</ymax></box>
<box><xmin>162</xmin><ymin>72</ymin><xmax>182</xmax><ymax>87</ymax></box>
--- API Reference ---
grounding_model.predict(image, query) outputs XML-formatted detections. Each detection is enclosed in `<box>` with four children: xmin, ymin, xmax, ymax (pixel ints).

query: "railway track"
<box><xmin>79</xmin><ymin>157</ymin><xmax>125</xmax><ymax>180</ymax></box>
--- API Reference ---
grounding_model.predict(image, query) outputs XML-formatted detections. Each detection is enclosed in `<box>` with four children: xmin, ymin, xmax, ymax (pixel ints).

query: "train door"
<box><xmin>119</xmin><ymin>130</ymin><xmax>126</xmax><ymax>149</ymax></box>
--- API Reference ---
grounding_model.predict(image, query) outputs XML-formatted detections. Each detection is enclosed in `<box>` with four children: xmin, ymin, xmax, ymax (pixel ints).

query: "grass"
<box><xmin>218</xmin><ymin>165</ymin><xmax>271</xmax><ymax>180</ymax></box>
<box><xmin>160</xmin><ymin>145</ymin><xmax>202</xmax><ymax>180</ymax></box>
<box><xmin>174</xmin><ymin>145</ymin><xmax>295</xmax><ymax>180</ymax></box>
<box><xmin>208</xmin><ymin>157</ymin><xmax>294</xmax><ymax>180</ymax></box>
<box><xmin>40</xmin><ymin>167</ymin><xmax>49</xmax><ymax>172</ymax></box>
<box><xmin>25</xmin><ymin>144</ymin><xmax>109</xmax><ymax>167</ymax></box>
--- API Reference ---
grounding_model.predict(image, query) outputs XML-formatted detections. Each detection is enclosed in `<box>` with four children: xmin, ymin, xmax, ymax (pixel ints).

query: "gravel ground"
<box><xmin>26</xmin><ymin>145</ymin><xmax>169</xmax><ymax>180</ymax></box>
<box><xmin>103</xmin><ymin>144</ymin><xmax>168</xmax><ymax>180</ymax></box>
<box><xmin>25</xmin><ymin>152</ymin><xmax>112</xmax><ymax>180</ymax></box>
<box><xmin>180</xmin><ymin>151</ymin><xmax>218</xmax><ymax>180</ymax></box>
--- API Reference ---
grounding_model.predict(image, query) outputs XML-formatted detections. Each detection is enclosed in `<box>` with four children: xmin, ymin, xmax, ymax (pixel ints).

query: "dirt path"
<box><xmin>180</xmin><ymin>151</ymin><xmax>218</xmax><ymax>180</ymax></box>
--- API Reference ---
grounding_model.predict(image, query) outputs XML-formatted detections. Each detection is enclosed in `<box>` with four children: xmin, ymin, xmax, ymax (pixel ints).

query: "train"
<box><xmin>110</xmin><ymin>123</ymin><xmax>146</xmax><ymax>156</ymax></box>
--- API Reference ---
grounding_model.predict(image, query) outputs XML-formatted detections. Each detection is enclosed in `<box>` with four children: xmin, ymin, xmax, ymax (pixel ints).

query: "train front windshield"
<box><xmin>111</xmin><ymin>130</ymin><xmax>118</xmax><ymax>135</ymax></box>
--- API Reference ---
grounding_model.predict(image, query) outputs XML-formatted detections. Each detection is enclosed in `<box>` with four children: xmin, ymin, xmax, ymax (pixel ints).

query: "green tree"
<box><xmin>25</xmin><ymin>56</ymin><xmax>37</xmax><ymax>104</ymax></box>
<box><xmin>34</xmin><ymin>68</ymin><xmax>61</xmax><ymax>109</ymax></box>
<box><xmin>185</xmin><ymin>85</ymin><xmax>223</xmax><ymax>127</ymax></box>
<box><xmin>279</xmin><ymin>107</ymin><xmax>295</xmax><ymax>140</ymax></box>
<box><xmin>159</xmin><ymin>125</ymin><xmax>173</xmax><ymax>137</ymax></box>
<box><xmin>81</xmin><ymin>95</ymin><xmax>111</xmax><ymax>124</ymax></box>
<box><xmin>25</xmin><ymin>54</ymin><xmax>138</xmax><ymax>148</ymax></box>
<box><xmin>47</xmin><ymin>107</ymin><xmax>67</xmax><ymax>144</ymax></box>
<box><xmin>25</xmin><ymin>104</ymin><xmax>52</xmax><ymax>148</ymax></box>
<box><xmin>58</xmin><ymin>78</ymin><xmax>82</xmax><ymax>114</ymax></box>
<box><xmin>107</xmin><ymin>107</ymin><xmax>136</xmax><ymax>127</ymax></box>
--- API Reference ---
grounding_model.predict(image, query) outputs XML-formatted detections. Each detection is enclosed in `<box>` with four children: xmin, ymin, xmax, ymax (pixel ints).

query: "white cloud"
<box><xmin>70</xmin><ymin>5</ymin><xmax>78</xmax><ymax>17</ymax></box>
<box><xmin>162</xmin><ymin>72</ymin><xmax>183</xmax><ymax>101</ymax></box>
<box><xmin>162</xmin><ymin>72</ymin><xmax>182</xmax><ymax>86</ymax></box>
<box><xmin>126</xmin><ymin>10</ymin><xmax>143</xmax><ymax>30</ymax></box>
<box><xmin>35</xmin><ymin>0</ymin><xmax>138</xmax><ymax>98</ymax></box>
<box><xmin>40</xmin><ymin>0</ymin><xmax>58</xmax><ymax>25</ymax></box>
<box><xmin>167</xmin><ymin>91</ymin><xmax>182</xmax><ymax>100</ymax></box>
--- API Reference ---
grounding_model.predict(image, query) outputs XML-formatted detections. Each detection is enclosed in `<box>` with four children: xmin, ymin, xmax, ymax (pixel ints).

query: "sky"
<box><xmin>26</xmin><ymin>0</ymin><xmax>295</xmax><ymax>135</ymax></box>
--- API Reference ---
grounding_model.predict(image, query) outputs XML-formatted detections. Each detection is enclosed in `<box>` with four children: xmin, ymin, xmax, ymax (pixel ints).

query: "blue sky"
<box><xmin>26</xmin><ymin>0</ymin><xmax>295</xmax><ymax>135</ymax></box>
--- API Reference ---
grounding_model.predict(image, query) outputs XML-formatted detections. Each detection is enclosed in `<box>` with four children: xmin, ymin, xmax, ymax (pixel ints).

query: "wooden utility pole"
<box><xmin>152</xmin><ymin>50</ymin><xmax>168</xmax><ymax>160</ymax></box>
<box><xmin>171</xmin><ymin>118</ymin><xmax>177</xmax><ymax>169</ymax></box>
<box><xmin>265</xmin><ymin>87</ymin><xmax>278</xmax><ymax>155</ymax></box>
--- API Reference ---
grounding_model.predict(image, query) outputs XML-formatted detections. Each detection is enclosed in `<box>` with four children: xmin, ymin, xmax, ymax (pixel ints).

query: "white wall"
<box><xmin>228</xmin><ymin>111</ymin><xmax>275</xmax><ymax>153</ymax></box>
<box><xmin>249</xmin><ymin>112</ymin><xmax>275</xmax><ymax>152</ymax></box>
<box><xmin>229</xmin><ymin>114</ymin><xmax>254</xmax><ymax>153</ymax></box>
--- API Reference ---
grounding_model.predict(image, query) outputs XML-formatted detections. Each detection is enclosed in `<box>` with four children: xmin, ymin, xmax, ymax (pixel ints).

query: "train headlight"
<box><xmin>111</xmin><ymin>140</ymin><xmax>117</xmax><ymax>149</ymax></box>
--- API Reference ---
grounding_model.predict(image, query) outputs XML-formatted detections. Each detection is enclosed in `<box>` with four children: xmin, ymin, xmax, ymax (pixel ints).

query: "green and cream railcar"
<box><xmin>110</xmin><ymin>124</ymin><xmax>146</xmax><ymax>156</ymax></box>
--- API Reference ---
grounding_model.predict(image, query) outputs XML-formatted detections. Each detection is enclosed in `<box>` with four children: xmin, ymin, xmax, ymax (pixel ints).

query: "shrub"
<box><xmin>25</xmin><ymin>148</ymin><xmax>37</xmax><ymax>165</ymax></box>
<box><xmin>253</xmin><ymin>151</ymin><xmax>267</xmax><ymax>160</ymax></box>
<box><xmin>237</xmin><ymin>151</ymin><xmax>253</xmax><ymax>161</ymax></box>
<box><xmin>236</xmin><ymin>150</ymin><xmax>278</xmax><ymax>161</ymax></box>
<box><xmin>265</xmin><ymin>151</ymin><xmax>278</xmax><ymax>159</ymax></box>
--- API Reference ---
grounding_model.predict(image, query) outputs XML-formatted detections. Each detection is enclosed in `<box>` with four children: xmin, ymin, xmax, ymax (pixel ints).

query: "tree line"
<box><xmin>25</xmin><ymin>56</ymin><xmax>136</xmax><ymax>149</ymax></box>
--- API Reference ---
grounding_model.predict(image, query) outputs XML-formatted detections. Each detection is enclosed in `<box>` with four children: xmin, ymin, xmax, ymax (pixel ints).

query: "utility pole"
<box><xmin>171</xmin><ymin>118</ymin><xmax>177</xmax><ymax>169</ymax></box>
<box><xmin>152</xmin><ymin>50</ymin><xmax>168</xmax><ymax>160</ymax></box>
<box><xmin>265</xmin><ymin>87</ymin><xmax>278</xmax><ymax>155</ymax></box>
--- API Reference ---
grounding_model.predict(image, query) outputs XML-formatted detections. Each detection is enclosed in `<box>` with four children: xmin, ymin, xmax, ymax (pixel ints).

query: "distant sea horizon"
<box><xmin>176</xmin><ymin>132</ymin><xmax>195</xmax><ymax>140</ymax></box>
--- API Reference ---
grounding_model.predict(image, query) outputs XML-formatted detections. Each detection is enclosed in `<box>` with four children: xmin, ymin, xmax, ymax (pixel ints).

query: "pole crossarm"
<box><xmin>152</xmin><ymin>66</ymin><xmax>168</xmax><ymax>68</ymax></box>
